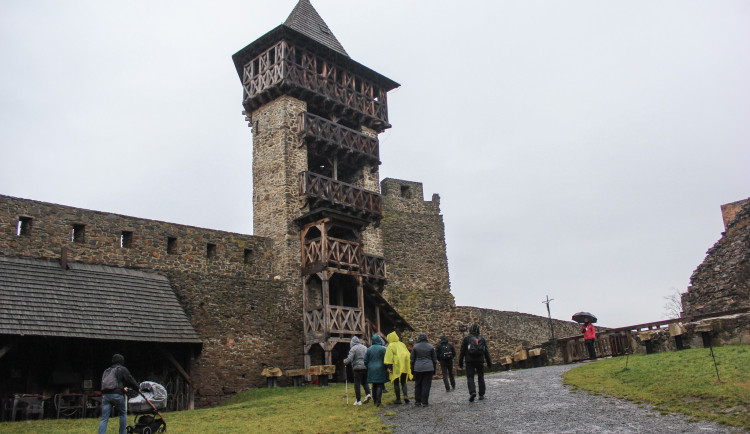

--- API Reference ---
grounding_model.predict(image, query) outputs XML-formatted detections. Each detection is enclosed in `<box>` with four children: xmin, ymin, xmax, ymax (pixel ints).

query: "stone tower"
<box><xmin>232</xmin><ymin>0</ymin><xmax>410</xmax><ymax>369</ymax></box>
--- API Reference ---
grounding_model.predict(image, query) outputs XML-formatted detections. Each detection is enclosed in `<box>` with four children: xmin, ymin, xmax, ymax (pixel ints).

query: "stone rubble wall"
<box><xmin>682</xmin><ymin>199</ymin><xmax>750</xmax><ymax>315</ymax></box>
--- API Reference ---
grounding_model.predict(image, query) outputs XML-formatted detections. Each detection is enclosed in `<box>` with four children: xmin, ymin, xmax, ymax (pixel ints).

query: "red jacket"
<box><xmin>582</xmin><ymin>323</ymin><xmax>596</xmax><ymax>340</ymax></box>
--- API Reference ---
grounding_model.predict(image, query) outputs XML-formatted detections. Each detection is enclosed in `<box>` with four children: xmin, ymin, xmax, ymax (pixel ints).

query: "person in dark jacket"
<box><xmin>410</xmin><ymin>332</ymin><xmax>437</xmax><ymax>407</ymax></box>
<box><xmin>344</xmin><ymin>336</ymin><xmax>372</xmax><ymax>405</ymax></box>
<box><xmin>99</xmin><ymin>353</ymin><xmax>139</xmax><ymax>434</ymax></box>
<box><xmin>364</xmin><ymin>334</ymin><xmax>388</xmax><ymax>407</ymax></box>
<box><xmin>458</xmin><ymin>323</ymin><xmax>492</xmax><ymax>402</ymax></box>
<box><xmin>436</xmin><ymin>334</ymin><xmax>456</xmax><ymax>392</ymax></box>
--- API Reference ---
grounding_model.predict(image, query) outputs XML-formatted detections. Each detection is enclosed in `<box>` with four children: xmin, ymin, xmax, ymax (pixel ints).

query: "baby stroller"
<box><xmin>126</xmin><ymin>381</ymin><xmax>167</xmax><ymax>434</ymax></box>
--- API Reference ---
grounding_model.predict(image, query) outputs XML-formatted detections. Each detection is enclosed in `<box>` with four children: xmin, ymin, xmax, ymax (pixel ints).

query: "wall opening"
<box><xmin>72</xmin><ymin>224</ymin><xmax>85</xmax><ymax>243</ymax></box>
<box><xmin>329</xmin><ymin>274</ymin><xmax>359</xmax><ymax>308</ymax></box>
<box><xmin>120</xmin><ymin>231</ymin><xmax>133</xmax><ymax>248</ymax></box>
<box><xmin>400</xmin><ymin>185</ymin><xmax>412</xmax><ymax>199</ymax></box>
<box><xmin>244</xmin><ymin>248</ymin><xmax>254</xmax><ymax>264</ymax></box>
<box><xmin>167</xmin><ymin>237</ymin><xmax>177</xmax><ymax>254</ymax></box>
<box><xmin>17</xmin><ymin>217</ymin><xmax>33</xmax><ymax>236</ymax></box>
<box><xmin>206</xmin><ymin>243</ymin><xmax>216</xmax><ymax>259</ymax></box>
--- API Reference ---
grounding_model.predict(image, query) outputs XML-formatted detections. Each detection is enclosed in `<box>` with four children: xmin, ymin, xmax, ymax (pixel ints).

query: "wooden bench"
<box><xmin>284</xmin><ymin>369</ymin><xmax>308</xmax><ymax>387</ymax></box>
<box><xmin>260</xmin><ymin>367</ymin><xmax>283</xmax><ymax>388</ymax></box>
<box><xmin>308</xmin><ymin>365</ymin><xmax>335</xmax><ymax>386</ymax></box>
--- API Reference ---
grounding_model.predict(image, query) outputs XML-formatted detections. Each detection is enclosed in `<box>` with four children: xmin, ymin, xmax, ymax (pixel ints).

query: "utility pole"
<box><xmin>542</xmin><ymin>295</ymin><xmax>555</xmax><ymax>340</ymax></box>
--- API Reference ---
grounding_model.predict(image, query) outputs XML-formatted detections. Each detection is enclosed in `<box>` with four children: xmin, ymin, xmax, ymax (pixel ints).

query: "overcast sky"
<box><xmin>1</xmin><ymin>1</ymin><xmax>748</xmax><ymax>328</ymax></box>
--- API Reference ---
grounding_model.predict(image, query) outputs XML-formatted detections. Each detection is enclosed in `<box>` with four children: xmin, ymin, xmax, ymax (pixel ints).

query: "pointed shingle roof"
<box><xmin>284</xmin><ymin>0</ymin><xmax>348</xmax><ymax>57</ymax></box>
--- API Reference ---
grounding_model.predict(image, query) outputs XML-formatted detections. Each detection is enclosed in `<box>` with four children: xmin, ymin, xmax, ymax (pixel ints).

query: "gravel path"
<box><xmin>379</xmin><ymin>363</ymin><xmax>745</xmax><ymax>433</ymax></box>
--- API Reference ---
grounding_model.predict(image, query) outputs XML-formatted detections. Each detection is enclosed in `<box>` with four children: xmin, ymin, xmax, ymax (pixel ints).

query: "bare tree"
<box><xmin>663</xmin><ymin>288</ymin><xmax>684</xmax><ymax>319</ymax></box>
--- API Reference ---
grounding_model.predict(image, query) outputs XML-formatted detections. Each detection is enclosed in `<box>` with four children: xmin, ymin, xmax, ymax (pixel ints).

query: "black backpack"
<box><xmin>440</xmin><ymin>343</ymin><xmax>453</xmax><ymax>360</ymax></box>
<box><xmin>101</xmin><ymin>366</ymin><xmax>119</xmax><ymax>390</ymax></box>
<box><xmin>467</xmin><ymin>336</ymin><xmax>485</xmax><ymax>356</ymax></box>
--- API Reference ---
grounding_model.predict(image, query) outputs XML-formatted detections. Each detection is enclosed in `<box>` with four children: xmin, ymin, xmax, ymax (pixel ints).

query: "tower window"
<box><xmin>72</xmin><ymin>224</ymin><xmax>86</xmax><ymax>243</ymax></box>
<box><xmin>244</xmin><ymin>248</ymin><xmax>254</xmax><ymax>264</ymax></box>
<box><xmin>167</xmin><ymin>237</ymin><xmax>177</xmax><ymax>254</ymax></box>
<box><xmin>207</xmin><ymin>243</ymin><xmax>217</xmax><ymax>259</ymax></box>
<box><xmin>400</xmin><ymin>185</ymin><xmax>412</xmax><ymax>199</ymax></box>
<box><xmin>120</xmin><ymin>231</ymin><xmax>133</xmax><ymax>248</ymax></box>
<box><xmin>17</xmin><ymin>217</ymin><xmax>32</xmax><ymax>236</ymax></box>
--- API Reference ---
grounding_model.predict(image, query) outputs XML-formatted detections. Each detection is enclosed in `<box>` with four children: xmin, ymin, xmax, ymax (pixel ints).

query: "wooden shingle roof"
<box><xmin>284</xmin><ymin>0</ymin><xmax>348</xmax><ymax>57</ymax></box>
<box><xmin>0</xmin><ymin>256</ymin><xmax>201</xmax><ymax>344</ymax></box>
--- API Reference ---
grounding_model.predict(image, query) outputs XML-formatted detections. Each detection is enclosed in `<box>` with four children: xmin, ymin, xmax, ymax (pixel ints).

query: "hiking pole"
<box><xmin>345</xmin><ymin>363</ymin><xmax>349</xmax><ymax>405</ymax></box>
<box><xmin>708</xmin><ymin>341</ymin><xmax>721</xmax><ymax>382</ymax></box>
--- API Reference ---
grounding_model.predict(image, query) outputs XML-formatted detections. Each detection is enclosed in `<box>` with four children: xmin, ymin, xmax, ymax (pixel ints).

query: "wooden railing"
<box><xmin>304</xmin><ymin>237</ymin><xmax>362</xmax><ymax>270</ymax></box>
<box><xmin>242</xmin><ymin>40</ymin><xmax>389</xmax><ymax>127</ymax></box>
<box><xmin>562</xmin><ymin>333</ymin><xmax>633</xmax><ymax>363</ymax></box>
<box><xmin>299</xmin><ymin>171</ymin><xmax>382</xmax><ymax>217</ymax></box>
<box><xmin>328</xmin><ymin>306</ymin><xmax>363</xmax><ymax>335</ymax></box>
<box><xmin>304</xmin><ymin>308</ymin><xmax>325</xmax><ymax>338</ymax></box>
<box><xmin>299</xmin><ymin>112</ymin><xmax>379</xmax><ymax>161</ymax></box>
<box><xmin>362</xmin><ymin>254</ymin><xmax>386</xmax><ymax>280</ymax></box>
<box><xmin>304</xmin><ymin>306</ymin><xmax>363</xmax><ymax>339</ymax></box>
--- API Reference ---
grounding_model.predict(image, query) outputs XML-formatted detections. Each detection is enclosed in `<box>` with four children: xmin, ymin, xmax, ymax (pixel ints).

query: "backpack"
<box><xmin>440</xmin><ymin>343</ymin><xmax>453</xmax><ymax>360</ymax></box>
<box><xmin>101</xmin><ymin>366</ymin><xmax>119</xmax><ymax>390</ymax></box>
<box><xmin>467</xmin><ymin>336</ymin><xmax>485</xmax><ymax>356</ymax></box>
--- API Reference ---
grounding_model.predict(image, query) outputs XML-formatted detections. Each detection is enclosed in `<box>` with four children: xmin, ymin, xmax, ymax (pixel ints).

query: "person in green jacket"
<box><xmin>384</xmin><ymin>331</ymin><xmax>413</xmax><ymax>404</ymax></box>
<box><xmin>364</xmin><ymin>334</ymin><xmax>388</xmax><ymax>407</ymax></box>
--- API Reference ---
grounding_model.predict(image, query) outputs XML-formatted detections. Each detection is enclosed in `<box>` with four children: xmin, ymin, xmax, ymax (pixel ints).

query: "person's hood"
<box><xmin>417</xmin><ymin>333</ymin><xmax>427</xmax><ymax>343</ymax></box>
<box><xmin>371</xmin><ymin>334</ymin><xmax>384</xmax><ymax>346</ymax></box>
<box><xmin>470</xmin><ymin>323</ymin><xmax>480</xmax><ymax>335</ymax></box>
<box><xmin>439</xmin><ymin>334</ymin><xmax>448</xmax><ymax>343</ymax></box>
<box><xmin>350</xmin><ymin>336</ymin><xmax>361</xmax><ymax>346</ymax></box>
<box><xmin>387</xmin><ymin>331</ymin><xmax>400</xmax><ymax>344</ymax></box>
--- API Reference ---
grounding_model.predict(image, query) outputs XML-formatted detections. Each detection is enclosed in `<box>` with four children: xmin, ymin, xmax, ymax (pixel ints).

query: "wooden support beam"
<box><xmin>160</xmin><ymin>349</ymin><xmax>192</xmax><ymax>386</ymax></box>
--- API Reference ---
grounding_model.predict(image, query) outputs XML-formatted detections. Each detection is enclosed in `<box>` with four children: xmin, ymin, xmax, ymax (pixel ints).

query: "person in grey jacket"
<box><xmin>410</xmin><ymin>333</ymin><xmax>437</xmax><ymax>407</ymax></box>
<box><xmin>344</xmin><ymin>336</ymin><xmax>372</xmax><ymax>405</ymax></box>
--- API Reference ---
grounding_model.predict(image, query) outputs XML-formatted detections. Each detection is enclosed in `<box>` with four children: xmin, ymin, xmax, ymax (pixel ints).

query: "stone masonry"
<box><xmin>0</xmin><ymin>194</ymin><xmax>302</xmax><ymax>407</ymax></box>
<box><xmin>682</xmin><ymin>198</ymin><xmax>750</xmax><ymax>316</ymax></box>
<box><xmin>380</xmin><ymin>179</ymin><xmax>580</xmax><ymax>364</ymax></box>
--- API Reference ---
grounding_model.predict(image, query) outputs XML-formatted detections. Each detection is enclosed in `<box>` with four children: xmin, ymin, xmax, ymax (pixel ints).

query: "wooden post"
<box><xmin>375</xmin><ymin>305</ymin><xmax>381</xmax><ymax>336</ymax></box>
<box><xmin>357</xmin><ymin>276</ymin><xmax>365</xmax><ymax>336</ymax></box>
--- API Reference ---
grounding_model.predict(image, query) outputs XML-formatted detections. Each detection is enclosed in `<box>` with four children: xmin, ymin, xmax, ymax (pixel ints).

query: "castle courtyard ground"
<box><xmin>382</xmin><ymin>363</ymin><xmax>744</xmax><ymax>433</ymax></box>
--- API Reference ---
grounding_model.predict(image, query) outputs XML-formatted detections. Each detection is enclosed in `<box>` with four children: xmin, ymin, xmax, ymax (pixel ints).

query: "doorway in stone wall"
<box><xmin>332</xmin><ymin>341</ymin><xmax>351</xmax><ymax>383</ymax></box>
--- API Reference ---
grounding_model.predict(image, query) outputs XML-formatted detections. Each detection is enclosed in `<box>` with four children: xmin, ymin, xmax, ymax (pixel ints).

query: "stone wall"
<box><xmin>380</xmin><ymin>179</ymin><xmax>580</xmax><ymax>365</ymax></box>
<box><xmin>720</xmin><ymin>198</ymin><xmax>749</xmax><ymax>230</ymax></box>
<box><xmin>381</xmin><ymin>179</ymin><xmax>455</xmax><ymax>334</ymax></box>
<box><xmin>682</xmin><ymin>199</ymin><xmax>750</xmax><ymax>315</ymax></box>
<box><xmin>251</xmin><ymin>96</ymin><xmax>307</xmax><ymax>281</ymax></box>
<box><xmin>0</xmin><ymin>194</ymin><xmax>303</xmax><ymax>407</ymax></box>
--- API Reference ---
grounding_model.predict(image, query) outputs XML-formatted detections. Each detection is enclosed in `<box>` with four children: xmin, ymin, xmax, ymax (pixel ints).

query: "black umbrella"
<box><xmin>572</xmin><ymin>312</ymin><xmax>597</xmax><ymax>323</ymax></box>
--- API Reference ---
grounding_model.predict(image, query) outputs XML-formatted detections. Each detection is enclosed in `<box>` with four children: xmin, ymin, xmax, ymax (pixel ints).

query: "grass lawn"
<box><xmin>0</xmin><ymin>383</ymin><xmax>390</xmax><ymax>433</ymax></box>
<box><xmin>563</xmin><ymin>344</ymin><xmax>750</xmax><ymax>429</ymax></box>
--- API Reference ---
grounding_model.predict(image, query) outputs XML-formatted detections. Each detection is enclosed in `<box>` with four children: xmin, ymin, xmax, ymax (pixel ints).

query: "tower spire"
<box><xmin>284</xmin><ymin>0</ymin><xmax>348</xmax><ymax>57</ymax></box>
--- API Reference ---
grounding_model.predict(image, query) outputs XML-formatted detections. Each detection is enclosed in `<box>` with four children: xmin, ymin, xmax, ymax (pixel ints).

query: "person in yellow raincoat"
<box><xmin>384</xmin><ymin>331</ymin><xmax>413</xmax><ymax>404</ymax></box>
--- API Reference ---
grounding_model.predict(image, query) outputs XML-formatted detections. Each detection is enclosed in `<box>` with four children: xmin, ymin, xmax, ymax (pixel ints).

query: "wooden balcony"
<box><xmin>299</xmin><ymin>171</ymin><xmax>381</xmax><ymax>219</ymax></box>
<box><xmin>362</xmin><ymin>254</ymin><xmax>386</xmax><ymax>281</ymax></box>
<box><xmin>304</xmin><ymin>306</ymin><xmax>363</xmax><ymax>343</ymax></box>
<box><xmin>241</xmin><ymin>40</ymin><xmax>390</xmax><ymax>130</ymax></box>
<box><xmin>302</xmin><ymin>237</ymin><xmax>386</xmax><ymax>280</ymax></box>
<box><xmin>303</xmin><ymin>237</ymin><xmax>361</xmax><ymax>272</ymax></box>
<box><xmin>299</xmin><ymin>112</ymin><xmax>379</xmax><ymax>163</ymax></box>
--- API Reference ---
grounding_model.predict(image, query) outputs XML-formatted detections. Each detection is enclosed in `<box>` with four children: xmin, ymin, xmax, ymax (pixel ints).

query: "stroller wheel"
<box><xmin>142</xmin><ymin>427</ymin><xmax>152</xmax><ymax>434</ymax></box>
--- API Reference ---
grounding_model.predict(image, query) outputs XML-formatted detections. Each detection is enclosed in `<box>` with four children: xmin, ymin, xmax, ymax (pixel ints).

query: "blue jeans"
<box><xmin>99</xmin><ymin>393</ymin><xmax>127</xmax><ymax>434</ymax></box>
